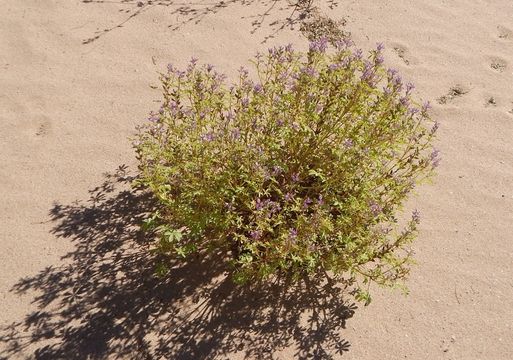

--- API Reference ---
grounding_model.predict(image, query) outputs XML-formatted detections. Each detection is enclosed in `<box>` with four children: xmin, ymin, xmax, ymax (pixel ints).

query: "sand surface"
<box><xmin>1</xmin><ymin>0</ymin><xmax>512</xmax><ymax>359</ymax></box>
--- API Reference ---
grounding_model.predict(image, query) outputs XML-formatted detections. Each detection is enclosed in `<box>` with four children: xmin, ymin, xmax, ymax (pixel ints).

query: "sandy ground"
<box><xmin>1</xmin><ymin>0</ymin><xmax>512</xmax><ymax>359</ymax></box>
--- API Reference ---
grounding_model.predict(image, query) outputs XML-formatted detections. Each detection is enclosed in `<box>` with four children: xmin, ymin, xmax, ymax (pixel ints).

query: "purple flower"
<box><xmin>393</xmin><ymin>75</ymin><xmax>403</xmax><ymax>90</ymax></box>
<box><xmin>231</xmin><ymin>128</ymin><xmax>241</xmax><ymax>140</ymax></box>
<box><xmin>400</xmin><ymin>96</ymin><xmax>410</xmax><ymax>107</ymax></box>
<box><xmin>376</xmin><ymin>42</ymin><xmax>385</xmax><ymax>51</ymax></box>
<box><xmin>238</xmin><ymin>66</ymin><xmax>249</xmax><ymax>77</ymax></box>
<box><xmin>317</xmin><ymin>195</ymin><xmax>324</xmax><ymax>206</ymax></box>
<box><xmin>291</xmin><ymin>173</ymin><xmax>300</xmax><ymax>182</ymax></box>
<box><xmin>201</xmin><ymin>132</ymin><xmax>215</xmax><ymax>142</ymax></box>
<box><xmin>272</xmin><ymin>165</ymin><xmax>283</xmax><ymax>175</ymax></box>
<box><xmin>206</xmin><ymin>63</ymin><xmax>214</xmax><ymax>72</ymax></box>
<box><xmin>387</xmin><ymin>68</ymin><xmax>398</xmax><ymax>80</ymax></box>
<box><xmin>148</xmin><ymin>115</ymin><xmax>160</xmax><ymax>122</ymax></box>
<box><xmin>190</xmin><ymin>57</ymin><xmax>198</xmax><ymax>65</ymax></box>
<box><xmin>412</xmin><ymin>209</ymin><xmax>421</xmax><ymax>224</ymax></box>
<box><xmin>430</xmin><ymin>148</ymin><xmax>441</xmax><ymax>168</ymax></box>
<box><xmin>335</xmin><ymin>37</ymin><xmax>353</xmax><ymax>49</ymax></box>
<box><xmin>289</xmin><ymin>228</ymin><xmax>298</xmax><ymax>240</ymax></box>
<box><xmin>407</xmin><ymin>107</ymin><xmax>420</xmax><ymax>116</ymax></box>
<box><xmin>241</xmin><ymin>97</ymin><xmax>249</xmax><ymax>107</ymax></box>
<box><xmin>361</xmin><ymin>61</ymin><xmax>375</xmax><ymax>82</ymax></box>
<box><xmin>354</xmin><ymin>49</ymin><xmax>363</xmax><ymax>60</ymax></box>
<box><xmin>167</xmin><ymin>63</ymin><xmax>174</xmax><ymax>72</ymax></box>
<box><xmin>375</xmin><ymin>54</ymin><xmax>384</xmax><ymax>65</ymax></box>
<box><xmin>284</xmin><ymin>192</ymin><xmax>293</xmax><ymax>201</ymax></box>
<box><xmin>430</xmin><ymin>120</ymin><xmax>439</xmax><ymax>135</ymax></box>
<box><xmin>370</xmin><ymin>202</ymin><xmax>382</xmax><ymax>216</ymax></box>
<box><xmin>255</xmin><ymin>198</ymin><xmax>264</xmax><ymax>211</ymax></box>
<box><xmin>343</xmin><ymin>138</ymin><xmax>354</xmax><ymax>148</ymax></box>
<box><xmin>422</xmin><ymin>101</ymin><xmax>432</xmax><ymax>113</ymax></box>
<box><xmin>383</xmin><ymin>86</ymin><xmax>392</xmax><ymax>96</ymax></box>
<box><xmin>302</xmin><ymin>66</ymin><xmax>318</xmax><ymax>77</ymax></box>
<box><xmin>250</xmin><ymin>230</ymin><xmax>262</xmax><ymax>240</ymax></box>
<box><xmin>406</xmin><ymin>82</ymin><xmax>415</xmax><ymax>95</ymax></box>
<box><xmin>303</xmin><ymin>197</ymin><xmax>313</xmax><ymax>209</ymax></box>
<box><xmin>309</xmin><ymin>37</ymin><xmax>328</xmax><ymax>53</ymax></box>
<box><xmin>254</xmin><ymin>83</ymin><xmax>263</xmax><ymax>94</ymax></box>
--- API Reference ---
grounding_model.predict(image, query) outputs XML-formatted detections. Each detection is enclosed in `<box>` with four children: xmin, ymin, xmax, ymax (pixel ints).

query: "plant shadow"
<box><xmin>81</xmin><ymin>0</ymin><xmax>340</xmax><ymax>45</ymax></box>
<box><xmin>0</xmin><ymin>165</ymin><xmax>356</xmax><ymax>359</ymax></box>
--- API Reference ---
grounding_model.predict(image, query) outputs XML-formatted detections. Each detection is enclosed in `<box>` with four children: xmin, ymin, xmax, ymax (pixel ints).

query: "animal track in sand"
<box><xmin>497</xmin><ymin>25</ymin><xmax>513</xmax><ymax>40</ymax></box>
<box><xmin>392</xmin><ymin>44</ymin><xmax>412</xmax><ymax>65</ymax></box>
<box><xmin>34</xmin><ymin>116</ymin><xmax>52</xmax><ymax>137</ymax></box>
<box><xmin>437</xmin><ymin>85</ymin><xmax>469</xmax><ymax>105</ymax></box>
<box><xmin>485</xmin><ymin>96</ymin><xmax>497</xmax><ymax>107</ymax></box>
<box><xmin>490</xmin><ymin>57</ymin><xmax>508</xmax><ymax>73</ymax></box>
<box><xmin>35</xmin><ymin>123</ymin><xmax>50</xmax><ymax>137</ymax></box>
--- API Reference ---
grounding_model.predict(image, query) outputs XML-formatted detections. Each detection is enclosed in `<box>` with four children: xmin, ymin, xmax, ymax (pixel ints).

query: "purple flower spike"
<box><xmin>412</xmin><ymin>209</ymin><xmax>421</xmax><ymax>224</ymax></box>
<box><xmin>201</xmin><ymin>132</ymin><xmax>215</xmax><ymax>142</ymax></box>
<box><xmin>430</xmin><ymin>148</ymin><xmax>441</xmax><ymax>168</ymax></box>
<box><xmin>430</xmin><ymin>120</ymin><xmax>439</xmax><ymax>135</ymax></box>
<box><xmin>250</xmin><ymin>230</ymin><xmax>262</xmax><ymax>240</ymax></box>
<box><xmin>309</xmin><ymin>37</ymin><xmax>328</xmax><ymax>53</ymax></box>
<box><xmin>406</xmin><ymin>82</ymin><xmax>415</xmax><ymax>95</ymax></box>
<box><xmin>238</xmin><ymin>66</ymin><xmax>249</xmax><ymax>77</ymax></box>
<box><xmin>387</xmin><ymin>68</ymin><xmax>398</xmax><ymax>80</ymax></box>
<box><xmin>302</xmin><ymin>66</ymin><xmax>317</xmax><ymax>77</ymax></box>
<box><xmin>422</xmin><ymin>101</ymin><xmax>432</xmax><ymax>113</ymax></box>
<box><xmin>400</xmin><ymin>96</ymin><xmax>410</xmax><ymax>107</ymax></box>
<box><xmin>254</xmin><ymin>83</ymin><xmax>263</xmax><ymax>94</ymax></box>
<box><xmin>291</xmin><ymin>173</ymin><xmax>300</xmax><ymax>182</ymax></box>
<box><xmin>343</xmin><ymin>138</ymin><xmax>354</xmax><ymax>148</ymax></box>
<box><xmin>241</xmin><ymin>97</ymin><xmax>249</xmax><ymax>107</ymax></box>
<box><xmin>370</xmin><ymin>202</ymin><xmax>382</xmax><ymax>216</ymax></box>
<box><xmin>289</xmin><ymin>228</ymin><xmax>298</xmax><ymax>240</ymax></box>
<box><xmin>377</xmin><ymin>42</ymin><xmax>385</xmax><ymax>51</ymax></box>
<box><xmin>375</xmin><ymin>54</ymin><xmax>384</xmax><ymax>65</ymax></box>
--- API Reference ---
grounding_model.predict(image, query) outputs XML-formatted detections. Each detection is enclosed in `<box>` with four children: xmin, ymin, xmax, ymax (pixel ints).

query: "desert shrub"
<box><xmin>134</xmin><ymin>38</ymin><xmax>439</xmax><ymax>302</ymax></box>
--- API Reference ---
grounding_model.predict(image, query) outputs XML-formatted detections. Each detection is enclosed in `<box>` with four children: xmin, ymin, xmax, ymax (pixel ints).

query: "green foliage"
<box><xmin>134</xmin><ymin>38</ymin><xmax>439</xmax><ymax>300</ymax></box>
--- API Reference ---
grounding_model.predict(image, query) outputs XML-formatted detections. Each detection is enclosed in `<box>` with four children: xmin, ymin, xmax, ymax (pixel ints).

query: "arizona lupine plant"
<box><xmin>134</xmin><ymin>39</ymin><xmax>439</xmax><ymax>303</ymax></box>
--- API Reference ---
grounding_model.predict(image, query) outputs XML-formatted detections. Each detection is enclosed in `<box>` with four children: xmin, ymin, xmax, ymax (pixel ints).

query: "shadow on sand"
<box><xmin>0</xmin><ymin>166</ymin><xmax>356</xmax><ymax>359</ymax></box>
<box><xmin>80</xmin><ymin>0</ymin><xmax>336</xmax><ymax>44</ymax></box>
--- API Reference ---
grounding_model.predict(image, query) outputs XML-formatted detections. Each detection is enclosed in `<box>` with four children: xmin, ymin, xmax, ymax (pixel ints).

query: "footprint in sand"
<box><xmin>489</xmin><ymin>57</ymin><xmax>508</xmax><ymax>73</ymax></box>
<box><xmin>497</xmin><ymin>25</ymin><xmax>513</xmax><ymax>40</ymax></box>
<box><xmin>33</xmin><ymin>115</ymin><xmax>52</xmax><ymax>138</ymax></box>
<box><xmin>485</xmin><ymin>96</ymin><xmax>497</xmax><ymax>107</ymax></box>
<box><xmin>391</xmin><ymin>43</ymin><xmax>416</xmax><ymax>66</ymax></box>
<box><xmin>437</xmin><ymin>85</ymin><xmax>469</xmax><ymax>105</ymax></box>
